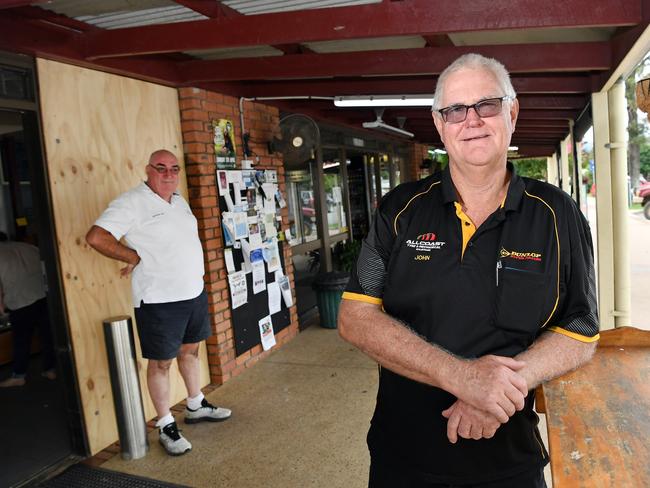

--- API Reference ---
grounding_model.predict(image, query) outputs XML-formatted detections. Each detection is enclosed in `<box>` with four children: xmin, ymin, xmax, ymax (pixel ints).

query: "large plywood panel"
<box><xmin>37</xmin><ymin>58</ymin><xmax>210</xmax><ymax>454</ymax></box>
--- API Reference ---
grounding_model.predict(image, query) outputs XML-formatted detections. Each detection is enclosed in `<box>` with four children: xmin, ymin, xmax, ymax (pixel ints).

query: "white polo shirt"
<box><xmin>94</xmin><ymin>182</ymin><xmax>205</xmax><ymax>307</ymax></box>
<box><xmin>0</xmin><ymin>241</ymin><xmax>46</xmax><ymax>310</ymax></box>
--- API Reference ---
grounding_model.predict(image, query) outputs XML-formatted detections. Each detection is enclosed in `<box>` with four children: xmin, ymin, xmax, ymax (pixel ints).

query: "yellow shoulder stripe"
<box><xmin>393</xmin><ymin>181</ymin><xmax>440</xmax><ymax>236</ymax></box>
<box><xmin>342</xmin><ymin>292</ymin><xmax>383</xmax><ymax>305</ymax></box>
<box><xmin>547</xmin><ymin>326</ymin><xmax>600</xmax><ymax>343</ymax></box>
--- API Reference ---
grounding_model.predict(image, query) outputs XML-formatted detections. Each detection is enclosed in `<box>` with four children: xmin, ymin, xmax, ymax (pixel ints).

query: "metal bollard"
<box><xmin>103</xmin><ymin>316</ymin><xmax>149</xmax><ymax>460</ymax></box>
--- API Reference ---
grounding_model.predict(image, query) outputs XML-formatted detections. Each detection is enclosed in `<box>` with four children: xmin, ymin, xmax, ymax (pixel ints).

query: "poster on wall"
<box><xmin>258</xmin><ymin>315</ymin><xmax>276</xmax><ymax>351</ymax></box>
<box><xmin>228</xmin><ymin>271</ymin><xmax>248</xmax><ymax>309</ymax></box>
<box><xmin>214</xmin><ymin>119</ymin><xmax>237</xmax><ymax>169</ymax></box>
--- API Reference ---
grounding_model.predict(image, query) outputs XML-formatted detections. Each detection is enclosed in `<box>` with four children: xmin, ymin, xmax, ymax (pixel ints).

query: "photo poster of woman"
<box><xmin>214</xmin><ymin>118</ymin><xmax>237</xmax><ymax>169</ymax></box>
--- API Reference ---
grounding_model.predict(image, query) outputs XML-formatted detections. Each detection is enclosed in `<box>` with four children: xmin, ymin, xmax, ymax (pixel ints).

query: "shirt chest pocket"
<box><xmin>494</xmin><ymin>265</ymin><xmax>555</xmax><ymax>339</ymax></box>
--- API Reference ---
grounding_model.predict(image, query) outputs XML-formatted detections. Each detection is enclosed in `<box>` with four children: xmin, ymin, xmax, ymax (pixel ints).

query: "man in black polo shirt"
<box><xmin>338</xmin><ymin>53</ymin><xmax>599</xmax><ymax>487</ymax></box>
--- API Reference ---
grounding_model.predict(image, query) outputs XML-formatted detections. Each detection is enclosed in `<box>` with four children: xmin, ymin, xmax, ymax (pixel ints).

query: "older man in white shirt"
<box><xmin>86</xmin><ymin>149</ymin><xmax>231</xmax><ymax>456</ymax></box>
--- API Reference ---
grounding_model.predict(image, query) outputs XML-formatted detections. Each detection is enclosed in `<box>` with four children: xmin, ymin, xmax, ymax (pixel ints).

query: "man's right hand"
<box><xmin>450</xmin><ymin>355</ymin><xmax>528</xmax><ymax>423</ymax></box>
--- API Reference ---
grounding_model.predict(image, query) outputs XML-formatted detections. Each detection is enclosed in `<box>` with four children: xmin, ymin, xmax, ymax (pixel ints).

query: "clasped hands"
<box><xmin>442</xmin><ymin>355</ymin><xmax>528</xmax><ymax>444</ymax></box>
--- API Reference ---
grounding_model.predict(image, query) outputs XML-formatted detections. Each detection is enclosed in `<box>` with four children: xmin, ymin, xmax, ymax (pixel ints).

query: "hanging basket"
<box><xmin>635</xmin><ymin>78</ymin><xmax>650</xmax><ymax>118</ymax></box>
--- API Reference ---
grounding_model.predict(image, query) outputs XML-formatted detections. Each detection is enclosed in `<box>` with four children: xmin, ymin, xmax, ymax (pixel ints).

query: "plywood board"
<box><xmin>37</xmin><ymin>58</ymin><xmax>210</xmax><ymax>454</ymax></box>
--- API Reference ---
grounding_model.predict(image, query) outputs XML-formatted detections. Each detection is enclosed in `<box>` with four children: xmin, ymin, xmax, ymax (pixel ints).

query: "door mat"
<box><xmin>38</xmin><ymin>464</ymin><xmax>190</xmax><ymax>488</ymax></box>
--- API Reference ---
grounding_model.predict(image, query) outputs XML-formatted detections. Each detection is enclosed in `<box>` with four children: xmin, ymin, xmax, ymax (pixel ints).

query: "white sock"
<box><xmin>156</xmin><ymin>413</ymin><xmax>174</xmax><ymax>430</ymax></box>
<box><xmin>187</xmin><ymin>392</ymin><xmax>205</xmax><ymax>410</ymax></box>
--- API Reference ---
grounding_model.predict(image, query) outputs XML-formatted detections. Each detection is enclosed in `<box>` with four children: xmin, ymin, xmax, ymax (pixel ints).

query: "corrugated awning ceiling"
<box><xmin>39</xmin><ymin>0</ymin><xmax>207</xmax><ymax>29</ymax></box>
<box><xmin>221</xmin><ymin>0</ymin><xmax>381</xmax><ymax>15</ymax></box>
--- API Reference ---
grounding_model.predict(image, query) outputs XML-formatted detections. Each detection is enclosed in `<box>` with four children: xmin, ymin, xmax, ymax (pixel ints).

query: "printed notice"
<box><xmin>224</xmin><ymin>247</ymin><xmax>236</xmax><ymax>274</ymax></box>
<box><xmin>252</xmin><ymin>260</ymin><xmax>266</xmax><ymax>294</ymax></box>
<box><xmin>267</xmin><ymin>281</ymin><xmax>281</xmax><ymax>315</ymax></box>
<box><xmin>263</xmin><ymin>238</ymin><xmax>281</xmax><ymax>273</ymax></box>
<box><xmin>278</xmin><ymin>275</ymin><xmax>293</xmax><ymax>307</ymax></box>
<box><xmin>258</xmin><ymin>315</ymin><xmax>276</xmax><ymax>351</ymax></box>
<box><xmin>228</xmin><ymin>271</ymin><xmax>248</xmax><ymax>309</ymax></box>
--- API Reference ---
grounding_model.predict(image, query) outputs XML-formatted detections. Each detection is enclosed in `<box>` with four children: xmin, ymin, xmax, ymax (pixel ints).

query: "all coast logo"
<box><xmin>406</xmin><ymin>232</ymin><xmax>446</xmax><ymax>252</ymax></box>
<box><xmin>500</xmin><ymin>247</ymin><xmax>542</xmax><ymax>262</ymax></box>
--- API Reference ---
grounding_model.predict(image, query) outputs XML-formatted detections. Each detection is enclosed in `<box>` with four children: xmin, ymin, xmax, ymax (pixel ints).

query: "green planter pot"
<box><xmin>312</xmin><ymin>271</ymin><xmax>350</xmax><ymax>329</ymax></box>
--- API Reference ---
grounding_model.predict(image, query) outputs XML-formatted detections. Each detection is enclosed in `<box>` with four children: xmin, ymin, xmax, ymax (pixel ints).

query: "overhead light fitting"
<box><xmin>508</xmin><ymin>146</ymin><xmax>519</xmax><ymax>151</ymax></box>
<box><xmin>335</xmin><ymin>95</ymin><xmax>433</xmax><ymax>107</ymax></box>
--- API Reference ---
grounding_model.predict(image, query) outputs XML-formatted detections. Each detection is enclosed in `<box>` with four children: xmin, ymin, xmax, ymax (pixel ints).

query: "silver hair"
<box><xmin>431</xmin><ymin>53</ymin><xmax>517</xmax><ymax>112</ymax></box>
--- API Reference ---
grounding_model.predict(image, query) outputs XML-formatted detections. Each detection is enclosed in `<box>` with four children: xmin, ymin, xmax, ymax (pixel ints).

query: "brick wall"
<box><xmin>178</xmin><ymin>88</ymin><xmax>299</xmax><ymax>385</ymax></box>
<box><xmin>407</xmin><ymin>142</ymin><xmax>431</xmax><ymax>181</ymax></box>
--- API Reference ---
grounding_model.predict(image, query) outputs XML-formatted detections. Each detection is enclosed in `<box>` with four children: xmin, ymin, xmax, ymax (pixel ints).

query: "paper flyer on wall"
<box><xmin>224</xmin><ymin>247</ymin><xmax>236</xmax><ymax>273</ymax></box>
<box><xmin>252</xmin><ymin>260</ymin><xmax>266</xmax><ymax>294</ymax></box>
<box><xmin>263</xmin><ymin>213</ymin><xmax>276</xmax><ymax>238</ymax></box>
<box><xmin>243</xmin><ymin>170</ymin><xmax>257</xmax><ymax>189</ymax></box>
<box><xmin>263</xmin><ymin>238</ymin><xmax>281</xmax><ymax>273</ymax></box>
<box><xmin>214</xmin><ymin>119</ymin><xmax>236</xmax><ymax>169</ymax></box>
<box><xmin>228</xmin><ymin>271</ymin><xmax>248</xmax><ymax>309</ymax></box>
<box><xmin>222</xmin><ymin>214</ymin><xmax>235</xmax><ymax>246</ymax></box>
<box><xmin>277</xmin><ymin>275</ymin><xmax>293</xmax><ymax>307</ymax></box>
<box><xmin>240</xmin><ymin>238</ymin><xmax>253</xmax><ymax>273</ymax></box>
<box><xmin>233</xmin><ymin>212</ymin><xmax>249</xmax><ymax>239</ymax></box>
<box><xmin>258</xmin><ymin>315</ymin><xmax>276</xmax><ymax>351</ymax></box>
<box><xmin>217</xmin><ymin>170</ymin><xmax>229</xmax><ymax>195</ymax></box>
<box><xmin>267</xmin><ymin>281</ymin><xmax>281</xmax><ymax>315</ymax></box>
<box><xmin>275</xmin><ymin>190</ymin><xmax>287</xmax><ymax>209</ymax></box>
<box><xmin>248</xmin><ymin>217</ymin><xmax>263</xmax><ymax>248</ymax></box>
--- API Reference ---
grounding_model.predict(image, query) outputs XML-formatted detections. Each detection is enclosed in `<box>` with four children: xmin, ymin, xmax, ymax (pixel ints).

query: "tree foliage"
<box><xmin>512</xmin><ymin>158</ymin><xmax>547</xmax><ymax>180</ymax></box>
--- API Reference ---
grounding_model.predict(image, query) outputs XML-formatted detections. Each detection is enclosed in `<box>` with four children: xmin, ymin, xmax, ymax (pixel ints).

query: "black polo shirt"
<box><xmin>343</xmin><ymin>163</ymin><xmax>599</xmax><ymax>485</ymax></box>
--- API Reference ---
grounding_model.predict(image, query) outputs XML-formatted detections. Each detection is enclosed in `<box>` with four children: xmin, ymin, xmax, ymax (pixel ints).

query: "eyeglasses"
<box><xmin>437</xmin><ymin>96</ymin><xmax>513</xmax><ymax>124</ymax></box>
<box><xmin>148</xmin><ymin>164</ymin><xmax>181</xmax><ymax>175</ymax></box>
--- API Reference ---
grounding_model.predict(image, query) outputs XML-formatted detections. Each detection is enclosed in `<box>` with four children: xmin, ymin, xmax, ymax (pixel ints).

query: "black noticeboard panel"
<box><xmin>216</xmin><ymin>168</ymin><xmax>291</xmax><ymax>357</ymax></box>
<box><xmin>229</xmin><ymin>241</ymin><xmax>291</xmax><ymax>356</ymax></box>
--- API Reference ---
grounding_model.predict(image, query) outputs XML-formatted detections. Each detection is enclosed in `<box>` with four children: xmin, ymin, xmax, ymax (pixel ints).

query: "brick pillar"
<box><xmin>178</xmin><ymin>88</ymin><xmax>299</xmax><ymax>385</ymax></box>
<box><xmin>407</xmin><ymin>142</ymin><xmax>431</xmax><ymax>181</ymax></box>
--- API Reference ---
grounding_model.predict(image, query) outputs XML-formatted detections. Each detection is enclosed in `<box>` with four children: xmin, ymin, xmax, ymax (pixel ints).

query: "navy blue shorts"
<box><xmin>134</xmin><ymin>290</ymin><xmax>211</xmax><ymax>360</ymax></box>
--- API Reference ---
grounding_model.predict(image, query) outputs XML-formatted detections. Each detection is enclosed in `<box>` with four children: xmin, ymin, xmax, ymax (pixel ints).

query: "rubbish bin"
<box><xmin>312</xmin><ymin>271</ymin><xmax>350</xmax><ymax>329</ymax></box>
<box><xmin>103</xmin><ymin>316</ymin><xmax>149</xmax><ymax>460</ymax></box>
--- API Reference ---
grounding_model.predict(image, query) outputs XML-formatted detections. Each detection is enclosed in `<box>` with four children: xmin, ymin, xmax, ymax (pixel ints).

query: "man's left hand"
<box><xmin>442</xmin><ymin>400</ymin><xmax>501</xmax><ymax>443</ymax></box>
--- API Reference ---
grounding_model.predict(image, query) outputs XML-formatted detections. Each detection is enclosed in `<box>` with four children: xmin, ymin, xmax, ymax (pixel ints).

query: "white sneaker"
<box><xmin>185</xmin><ymin>398</ymin><xmax>232</xmax><ymax>424</ymax></box>
<box><xmin>159</xmin><ymin>421</ymin><xmax>192</xmax><ymax>456</ymax></box>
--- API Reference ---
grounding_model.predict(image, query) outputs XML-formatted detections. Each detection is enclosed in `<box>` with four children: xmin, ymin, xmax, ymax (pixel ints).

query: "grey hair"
<box><xmin>432</xmin><ymin>53</ymin><xmax>517</xmax><ymax>112</ymax></box>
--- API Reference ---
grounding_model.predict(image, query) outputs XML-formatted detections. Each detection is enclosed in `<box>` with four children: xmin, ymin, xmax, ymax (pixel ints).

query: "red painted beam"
<box><xmin>174</xmin><ymin>1</ymin><xmax>311</xmax><ymax>55</ymax></box>
<box><xmin>0</xmin><ymin>0</ymin><xmax>47</xmax><ymax>9</ymax></box>
<box><xmin>179</xmin><ymin>43</ymin><xmax>611</xmax><ymax>83</ymax></box>
<box><xmin>199</xmin><ymin>74</ymin><xmax>592</xmax><ymax>98</ymax></box>
<box><xmin>10</xmin><ymin>5</ymin><xmax>98</xmax><ymax>32</ymax></box>
<box><xmin>82</xmin><ymin>0</ymin><xmax>640</xmax><ymax>59</ymax></box>
<box><xmin>0</xmin><ymin>14</ymin><xmax>181</xmax><ymax>85</ymax></box>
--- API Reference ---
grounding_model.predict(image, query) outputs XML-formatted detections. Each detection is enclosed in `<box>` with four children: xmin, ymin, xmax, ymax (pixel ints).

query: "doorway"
<box><xmin>0</xmin><ymin>104</ymin><xmax>83</xmax><ymax>486</ymax></box>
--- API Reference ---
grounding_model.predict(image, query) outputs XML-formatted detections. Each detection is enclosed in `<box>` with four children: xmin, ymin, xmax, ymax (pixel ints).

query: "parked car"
<box><xmin>640</xmin><ymin>181</ymin><xmax>650</xmax><ymax>220</ymax></box>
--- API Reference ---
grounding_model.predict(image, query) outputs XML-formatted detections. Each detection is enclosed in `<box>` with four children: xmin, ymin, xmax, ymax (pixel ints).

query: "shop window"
<box><xmin>286</xmin><ymin>167</ymin><xmax>318</xmax><ymax>246</ymax></box>
<box><xmin>0</xmin><ymin>65</ymin><xmax>33</xmax><ymax>101</ymax></box>
<box><xmin>323</xmin><ymin>155</ymin><xmax>348</xmax><ymax>237</ymax></box>
<box><xmin>365</xmin><ymin>154</ymin><xmax>378</xmax><ymax>211</ymax></box>
<box><xmin>380</xmin><ymin>154</ymin><xmax>391</xmax><ymax>197</ymax></box>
